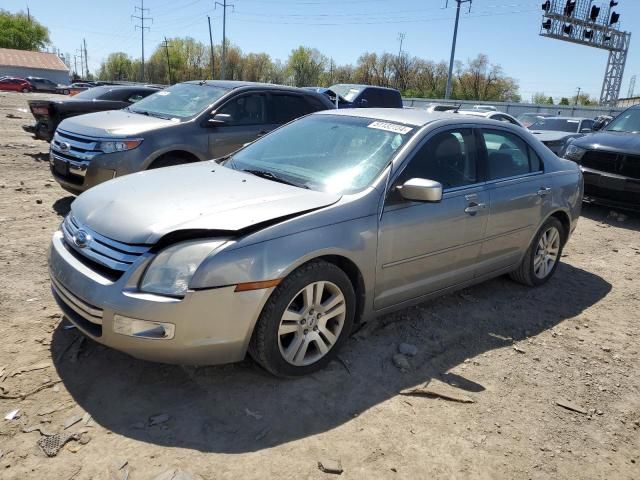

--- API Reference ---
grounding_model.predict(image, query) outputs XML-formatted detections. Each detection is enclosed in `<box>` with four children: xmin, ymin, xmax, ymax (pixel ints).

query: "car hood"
<box><xmin>71</xmin><ymin>162</ymin><xmax>341</xmax><ymax>244</ymax></box>
<box><xmin>58</xmin><ymin>109</ymin><xmax>175</xmax><ymax>137</ymax></box>
<box><xmin>530</xmin><ymin>130</ymin><xmax>573</xmax><ymax>142</ymax></box>
<box><xmin>570</xmin><ymin>131</ymin><xmax>640</xmax><ymax>154</ymax></box>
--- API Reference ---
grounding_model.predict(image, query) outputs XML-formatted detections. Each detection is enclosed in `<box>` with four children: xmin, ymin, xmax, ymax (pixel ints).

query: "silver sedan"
<box><xmin>48</xmin><ymin>109</ymin><xmax>583</xmax><ymax>376</ymax></box>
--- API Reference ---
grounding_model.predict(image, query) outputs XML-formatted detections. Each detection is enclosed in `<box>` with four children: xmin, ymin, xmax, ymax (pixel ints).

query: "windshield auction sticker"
<box><xmin>367</xmin><ymin>121</ymin><xmax>413</xmax><ymax>135</ymax></box>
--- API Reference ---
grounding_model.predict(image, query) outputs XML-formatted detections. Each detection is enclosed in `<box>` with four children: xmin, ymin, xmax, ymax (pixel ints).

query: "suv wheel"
<box><xmin>149</xmin><ymin>155</ymin><xmax>193</xmax><ymax>169</ymax></box>
<box><xmin>249</xmin><ymin>260</ymin><xmax>355</xmax><ymax>377</ymax></box>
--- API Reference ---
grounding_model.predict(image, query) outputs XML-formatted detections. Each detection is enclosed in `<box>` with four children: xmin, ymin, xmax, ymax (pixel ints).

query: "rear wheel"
<box><xmin>510</xmin><ymin>217</ymin><xmax>565</xmax><ymax>286</ymax></box>
<box><xmin>249</xmin><ymin>260</ymin><xmax>355</xmax><ymax>377</ymax></box>
<box><xmin>21</xmin><ymin>87</ymin><xmax>30</xmax><ymax>93</ymax></box>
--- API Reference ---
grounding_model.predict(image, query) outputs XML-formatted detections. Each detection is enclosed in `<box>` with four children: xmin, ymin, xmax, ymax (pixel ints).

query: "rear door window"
<box><xmin>481</xmin><ymin>129</ymin><xmax>542</xmax><ymax>180</ymax></box>
<box><xmin>269</xmin><ymin>94</ymin><xmax>314</xmax><ymax>124</ymax></box>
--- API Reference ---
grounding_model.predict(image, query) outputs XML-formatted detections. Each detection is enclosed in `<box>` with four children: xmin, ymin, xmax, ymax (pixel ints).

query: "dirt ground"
<box><xmin>0</xmin><ymin>90</ymin><xmax>638</xmax><ymax>480</ymax></box>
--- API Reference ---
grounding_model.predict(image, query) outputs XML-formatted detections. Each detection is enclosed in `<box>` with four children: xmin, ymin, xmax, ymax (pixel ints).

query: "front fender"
<box><xmin>190</xmin><ymin>215</ymin><xmax>379</xmax><ymax>312</ymax></box>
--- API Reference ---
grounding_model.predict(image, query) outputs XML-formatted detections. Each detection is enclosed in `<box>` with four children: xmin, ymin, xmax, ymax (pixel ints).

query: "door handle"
<box><xmin>537</xmin><ymin>187</ymin><xmax>552</xmax><ymax>197</ymax></box>
<box><xmin>464</xmin><ymin>202</ymin><xmax>487</xmax><ymax>215</ymax></box>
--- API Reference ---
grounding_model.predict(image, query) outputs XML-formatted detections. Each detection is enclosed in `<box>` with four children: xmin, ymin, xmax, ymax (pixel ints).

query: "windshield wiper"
<box><xmin>242</xmin><ymin>169</ymin><xmax>309</xmax><ymax>189</ymax></box>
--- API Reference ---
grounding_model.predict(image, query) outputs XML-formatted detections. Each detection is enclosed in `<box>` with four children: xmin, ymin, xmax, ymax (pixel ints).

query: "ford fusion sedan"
<box><xmin>49</xmin><ymin>80</ymin><xmax>334</xmax><ymax>194</ymax></box>
<box><xmin>529</xmin><ymin>117</ymin><xmax>594</xmax><ymax>154</ymax></box>
<box><xmin>49</xmin><ymin>109</ymin><xmax>582</xmax><ymax>377</ymax></box>
<box><xmin>562</xmin><ymin>105</ymin><xmax>640</xmax><ymax>209</ymax></box>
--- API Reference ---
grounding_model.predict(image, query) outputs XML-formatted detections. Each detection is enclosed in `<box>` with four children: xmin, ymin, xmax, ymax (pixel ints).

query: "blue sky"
<box><xmin>5</xmin><ymin>0</ymin><xmax>639</xmax><ymax>101</ymax></box>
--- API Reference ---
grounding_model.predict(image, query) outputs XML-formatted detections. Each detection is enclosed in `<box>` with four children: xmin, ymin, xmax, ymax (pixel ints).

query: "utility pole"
<box><xmin>26</xmin><ymin>6</ymin><xmax>31</xmax><ymax>22</ymax></box>
<box><xmin>83</xmin><ymin>38</ymin><xmax>89</xmax><ymax>78</ymax></box>
<box><xmin>207</xmin><ymin>16</ymin><xmax>215</xmax><ymax>79</ymax></box>
<box><xmin>73</xmin><ymin>55</ymin><xmax>78</xmax><ymax>78</ymax></box>
<box><xmin>575</xmin><ymin>87</ymin><xmax>581</xmax><ymax>106</ymax></box>
<box><xmin>628</xmin><ymin>75</ymin><xmax>637</xmax><ymax>98</ymax></box>
<box><xmin>132</xmin><ymin>0</ymin><xmax>152</xmax><ymax>82</ymax></box>
<box><xmin>396</xmin><ymin>32</ymin><xmax>406</xmax><ymax>90</ymax></box>
<box><xmin>215</xmin><ymin>0</ymin><xmax>234</xmax><ymax>80</ymax></box>
<box><xmin>445</xmin><ymin>0</ymin><xmax>472</xmax><ymax>100</ymax></box>
<box><xmin>162</xmin><ymin>37</ymin><xmax>173</xmax><ymax>85</ymax></box>
<box><xmin>77</xmin><ymin>46</ymin><xmax>84</xmax><ymax>78</ymax></box>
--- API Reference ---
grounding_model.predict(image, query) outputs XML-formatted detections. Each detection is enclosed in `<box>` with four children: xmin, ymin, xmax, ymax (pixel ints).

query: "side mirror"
<box><xmin>208</xmin><ymin>113</ymin><xmax>232</xmax><ymax>126</ymax></box>
<box><xmin>580</xmin><ymin>128</ymin><xmax>592</xmax><ymax>133</ymax></box>
<box><xmin>359</xmin><ymin>98</ymin><xmax>368</xmax><ymax>107</ymax></box>
<box><xmin>398</xmin><ymin>178</ymin><xmax>443</xmax><ymax>203</ymax></box>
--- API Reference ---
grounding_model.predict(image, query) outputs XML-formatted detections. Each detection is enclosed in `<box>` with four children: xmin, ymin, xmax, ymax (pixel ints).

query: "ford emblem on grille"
<box><xmin>73</xmin><ymin>230</ymin><xmax>91</xmax><ymax>248</ymax></box>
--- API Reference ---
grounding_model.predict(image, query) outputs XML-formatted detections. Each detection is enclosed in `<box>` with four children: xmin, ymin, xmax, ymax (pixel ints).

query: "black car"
<box><xmin>23</xmin><ymin>85</ymin><xmax>160</xmax><ymax>141</ymax></box>
<box><xmin>327</xmin><ymin>84</ymin><xmax>403</xmax><ymax>108</ymax></box>
<box><xmin>562</xmin><ymin>105</ymin><xmax>640</xmax><ymax>209</ymax></box>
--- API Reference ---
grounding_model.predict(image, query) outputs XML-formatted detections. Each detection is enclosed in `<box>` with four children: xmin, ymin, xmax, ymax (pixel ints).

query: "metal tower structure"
<box><xmin>628</xmin><ymin>75</ymin><xmax>636</xmax><ymax>98</ymax></box>
<box><xmin>540</xmin><ymin>0</ymin><xmax>631</xmax><ymax>105</ymax></box>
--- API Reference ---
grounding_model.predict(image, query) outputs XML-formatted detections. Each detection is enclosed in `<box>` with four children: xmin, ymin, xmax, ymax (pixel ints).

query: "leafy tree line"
<box><xmin>531</xmin><ymin>91</ymin><xmax>598</xmax><ymax>106</ymax></box>
<box><xmin>0</xmin><ymin>10</ymin><xmax>50</xmax><ymax>51</ymax></box>
<box><xmin>97</xmin><ymin>38</ymin><xmax>521</xmax><ymax>102</ymax></box>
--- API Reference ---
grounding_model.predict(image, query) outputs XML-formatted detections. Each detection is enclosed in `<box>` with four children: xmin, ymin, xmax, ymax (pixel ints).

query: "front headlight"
<box><xmin>140</xmin><ymin>239</ymin><xmax>227</xmax><ymax>297</ymax></box>
<box><xmin>563</xmin><ymin>144</ymin><xmax>587</xmax><ymax>162</ymax></box>
<box><xmin>98</xmin><ymin>139</ymin><xmax>143</xmax><ymax>153</ymax></box>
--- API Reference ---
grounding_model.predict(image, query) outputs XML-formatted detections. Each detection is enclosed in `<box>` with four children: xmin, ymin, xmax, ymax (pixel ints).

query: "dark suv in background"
<box><xmin>50</xmin><ymin>81</ymin><xmax>335</xmax><ymax>193</ymax></box>
<box><xmin>327</xmin><ymin>84</ymin><xmax>403</xmax><ymax>108</ymax></box>
<box><xmin>562</xmin><ymin>105</ymin><xmax>640</xmax><ymax>209</ymax></box>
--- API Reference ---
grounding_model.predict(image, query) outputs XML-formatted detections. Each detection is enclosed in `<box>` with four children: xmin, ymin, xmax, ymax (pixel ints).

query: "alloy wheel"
<box><xmin>278</xmin><ymin>280</ymin><xmax>346</xmax><ymax>366</ymax></box>
<box><xmin>533</xmin><ymin>226</ymin><xmax>560</xmax><ymax>279</ymax></box>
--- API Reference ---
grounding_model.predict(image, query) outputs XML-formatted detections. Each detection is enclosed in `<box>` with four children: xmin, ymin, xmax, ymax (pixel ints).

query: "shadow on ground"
<box><xmin>52</xmin><ymin>196</ymin><xmax>74</xmax><ymax>217</ymax></box>
<box><xmin>51</xmin><ymin>263</ymin><xmax>610</xmax><ymax>454</ymax></box>
<box><xmin>24</xmin><ymin>151</ymin><xmax>49</xmax><ymax>162</ymax></box>
<box><xmin>580</xmin><ymin>203</ymin><xmax>640</xmax><ymax>232</ymax></box>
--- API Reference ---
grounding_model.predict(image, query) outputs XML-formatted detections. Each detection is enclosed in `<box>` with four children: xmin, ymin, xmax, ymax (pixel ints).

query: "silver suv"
<box><xmin>49</xmin><ymin>81</ymin><xmax>335</xmax><ymax>193</ymax></box>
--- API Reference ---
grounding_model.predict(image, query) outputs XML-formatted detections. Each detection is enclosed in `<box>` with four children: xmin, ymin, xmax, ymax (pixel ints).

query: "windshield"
<box><xmin>229</xmin><ymin>114</ymin><xmax>415</xmax><ymax>194</ymax></box>
<box><xmin>127</xmin><ymin>83</ymin><xmax>229</xmax><ymax>119</ymax></box>
<box><xmin>330</xmin><ymin>84</ymin><xmax>362</xmax><ymax>102</ymax></box>
<box><xmin>606</xmin><ymin>109</ymin><xmax>640</xmax><ymax>133</ymax></box>
<box><xmin>73</xmin><ymin>86</ymin><xmax>113</xmax><ymax>100</ymax></box>
<box><xmin>529</xmin><ymin>118</ymin><xmax>580</xmax><ymax>133</ymax></box>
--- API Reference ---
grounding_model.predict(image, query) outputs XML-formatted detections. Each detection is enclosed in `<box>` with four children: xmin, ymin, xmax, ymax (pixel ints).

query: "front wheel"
<box><xmin>21</xmin><ymin>87</ymin><xmax>30</xmax><ymax>93</ymax></box>
<box><xmin>249</xmin><ymin>260</ymin><xmax>356</xmax><ymax>377</ymax></box>
<box><xmin>510</xmin><ymin>217</ymin><xmax>565</xmax><ymax>286</ymax></box>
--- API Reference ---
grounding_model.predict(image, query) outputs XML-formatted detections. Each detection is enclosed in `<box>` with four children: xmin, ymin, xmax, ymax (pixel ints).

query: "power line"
<box><xmin>132</xmin><ymin>0</ymin><xmax>153</xmax><ymax>82</ymax></box>
<box><xmin>215</xmin><ymin>0</ymin><xmax>235</xmax><ymax>80</ymax></box>
<box><xmin>445</xmin><ymin>0</ymin><xmax>473</xmax><ymax>100</ymax></box>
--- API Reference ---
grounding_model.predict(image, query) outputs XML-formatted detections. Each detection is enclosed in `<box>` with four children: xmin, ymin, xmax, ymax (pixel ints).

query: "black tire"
<box><xmin>248</xmin><ymin>260</ymin><xmax>356</xmax><ymax>377</ymax></box>
<box><xmin>148</xmin><ymin>155</ymin><xmax>191</xmax><ymax>169</ymax></box>
<box><xmin>510</xmin><ymin>217</ymin><xmax>566</xmax><ymax>287</ymax></box>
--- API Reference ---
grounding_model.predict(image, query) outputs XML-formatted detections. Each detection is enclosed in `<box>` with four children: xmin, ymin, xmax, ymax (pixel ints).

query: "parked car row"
<box><xmin>10</xmin><ymin>77</ymin><xmax>631</xmax><ymax>375</ymax></box>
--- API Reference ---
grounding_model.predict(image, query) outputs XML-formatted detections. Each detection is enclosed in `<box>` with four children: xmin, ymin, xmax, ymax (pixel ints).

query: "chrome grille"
<box><xmin>51</xmin><ymin>130</ymin><xmax>101</xmax><ymax>162</ymax></box>
<box><xmin>61</xmin><ymin>215</ymin><xmax>150</xmax><ymax>272</ymax></box>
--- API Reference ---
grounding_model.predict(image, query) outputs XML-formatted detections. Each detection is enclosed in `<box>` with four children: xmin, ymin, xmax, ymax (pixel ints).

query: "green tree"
<box><xmin>286</xmin><ymin>46</ymin><xmax>327</xmax><ymax>87</ymax></box>
<box><xmin>0</xmin><ymin>10</ymin><xmax>50</xmax><ymax>50</ymax></box>
<box><xmin>97</xmin><ymin>52</ymin><xmax>135</xmax><ymax>81</ymax></box>
<box><xmin>559</xmin><ymin>97</ymin><xmax>570</xmax><ymax>105</ymax></box>
<box><xmin>532</xmin><ymin>92</ymin><xmax>554</xmax><ymax>104</ymax></box>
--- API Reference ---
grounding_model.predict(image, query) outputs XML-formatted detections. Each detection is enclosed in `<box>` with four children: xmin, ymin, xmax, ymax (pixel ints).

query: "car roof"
<box><xmin>184</xmin><ymin>80</ymin><xmax>306</xmax><ymax>92</ymax></box>
<box><xmin>316</xmin><ymin>107</ymin><xmax>509</xmax><ymax>127</ymax></box>
<box><xmin>543</xmin><ymin>116</ymin><xmax>589</xmax><ymax>121</ymax></box>
<box><xmin>330</xmin><ymin>83</ymin><xmax>399</xmax><ymax>92</ymax></box>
